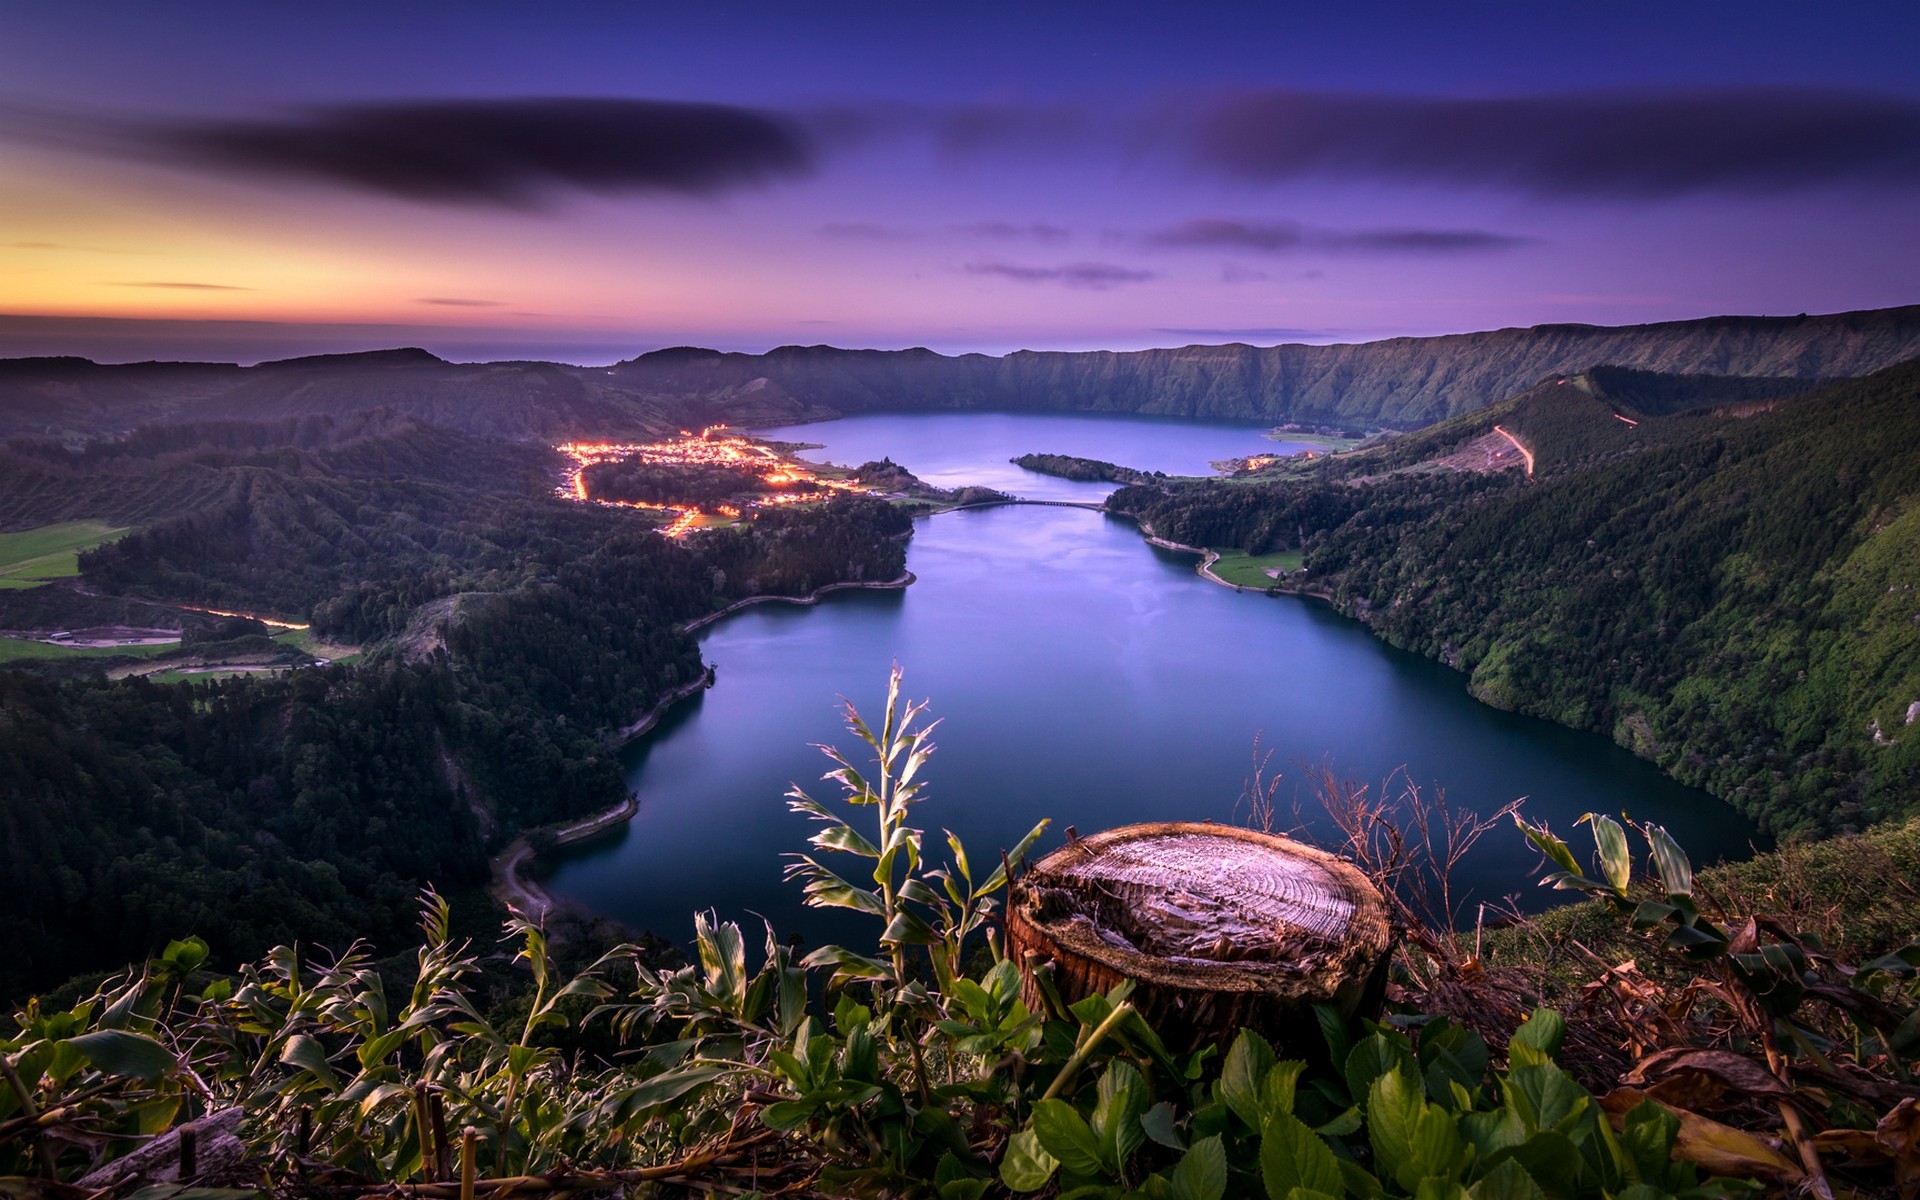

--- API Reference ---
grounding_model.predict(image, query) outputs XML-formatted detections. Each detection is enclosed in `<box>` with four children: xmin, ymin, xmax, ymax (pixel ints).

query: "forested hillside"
<box><xmin>5</xmin><ymin>305</ymin><xmax>1918</xmax><ymax>442</ymax></box>
<box><xmin>1110</xmin><ymin>359</ymin><xmax>1920</xmax><ymax>833</ymax></box>
<box><xmin>0</xmin><ymin>408</ymin><xmax>911</xmax><ymax>997</ymax></box>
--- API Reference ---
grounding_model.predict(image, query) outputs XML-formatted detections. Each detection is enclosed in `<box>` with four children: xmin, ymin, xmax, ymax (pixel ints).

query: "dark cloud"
<box><xmin>1189</xmin><ymin>87</ymin><xmax>1920</xmax><ymax>197</ymax></box>
<box><xmin>113</xmin><ymin>280</ymin><xmax>253</xmax><ymax>290</ymax></box>
<box><xmin>1150</xmin><ymin>219</ymin><xmax>1305</xmax><ymax>252</ymax></box>
<box><xmin>965</xmin><ymin>261</ymin><xmax>1154</xmax><ymax>289</ymax></box>
<box><xmin>1146</xmin><ymin>218</ymin><xmax>1533</xmax><ymax>254</ymax></box>
<box><xmin>6</xmin><ymin>241</ymin><xmax>60</xmax><ymax>250</ymax></box>
<box><xmin>418</xmin><ymin>297</ymin><xmax>503</xmax><ymax>307</ymax></box>
<box><xmin>153</xmin><ymin>98</ymin><xmax>813</xmax><ymax>207</ymax></box>
<box><xmin>955</xmin><ymin>221</ymin><xmax>1071</xmax><ymax>243</ymax></box>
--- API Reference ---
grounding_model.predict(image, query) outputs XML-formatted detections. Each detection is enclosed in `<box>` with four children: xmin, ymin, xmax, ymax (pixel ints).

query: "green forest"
<box><xmin>0</xmin><ymin>410</ymin><xmax>910</xmax><ymax>999</ymax></box>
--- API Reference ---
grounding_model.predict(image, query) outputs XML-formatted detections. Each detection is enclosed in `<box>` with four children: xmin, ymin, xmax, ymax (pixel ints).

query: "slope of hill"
<box><xmin>607</xmin><ymin>305</ymin><xmax>1920</xmax><ymax>428</ymax></box>
<box><xmin>1109</xmin><ymin>358</ymin><xmax>1920</xmax><ymax>833</ymax></box>
<box><xmin>4</xmin><ymin>305</ymin><xmax>1917</xmax><ymax>443</ymax></box>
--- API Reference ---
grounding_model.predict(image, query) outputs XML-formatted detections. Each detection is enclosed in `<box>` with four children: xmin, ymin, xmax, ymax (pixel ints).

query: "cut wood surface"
<box><xmin>1007</xmin><ymin>821</ymin><xmax>1392</xmax><ymax>1051</ymax></box>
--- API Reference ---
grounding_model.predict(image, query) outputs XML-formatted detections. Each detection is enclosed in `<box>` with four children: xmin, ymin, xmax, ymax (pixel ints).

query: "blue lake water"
<box><xmin>539</xmin><ymin>412</ymin><xmax>1759</xmax><ymax>947</ymax></box>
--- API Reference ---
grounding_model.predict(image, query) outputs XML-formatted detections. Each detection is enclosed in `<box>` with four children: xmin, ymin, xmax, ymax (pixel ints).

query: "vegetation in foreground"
<box><xmin>5</xmin><ymin>672</ymin><xmax>1918</xmax><ymax>1199</ymax></box>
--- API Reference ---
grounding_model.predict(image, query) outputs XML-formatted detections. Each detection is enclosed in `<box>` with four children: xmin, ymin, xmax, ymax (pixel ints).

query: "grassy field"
<box><xmin>1263</xmin><ymin>431</ymin><xmax>1363</xmax><ymax>453</ymax></box>
<box><xmin>0</xmin><ymin>637</ymin><xmax>176</xmax><ymax>663</ymax></box>
<box><xmin>139</xmin><ymin>667</ymin><xmax>284</xmax><ymax>685</ymax></box>
<box><xmin>0</xmin><ymin>521</ymin><xmax>130</xmax><ymax>589</ymax></box>
<box><xmin>1207</xmin><ymin>548</ymin><xmax>1303</xmax><ymax>587</ymax></box>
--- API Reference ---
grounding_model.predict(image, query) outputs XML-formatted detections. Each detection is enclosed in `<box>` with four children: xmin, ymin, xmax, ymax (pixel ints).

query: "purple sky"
<box><xmin>2</xmin><ymin>1</ymin><xmax>1916</xmax><ymax>364</ymax></box>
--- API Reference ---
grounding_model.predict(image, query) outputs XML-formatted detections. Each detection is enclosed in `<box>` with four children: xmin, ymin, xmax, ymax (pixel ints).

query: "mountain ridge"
<box><xmin>3</xmin><ymin>304</ymin><xmax>1917</xmax><ymax>443</ymax></box>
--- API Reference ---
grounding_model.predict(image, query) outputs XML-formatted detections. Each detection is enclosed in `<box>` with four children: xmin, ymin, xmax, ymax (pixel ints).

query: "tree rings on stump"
<box><xmin>1006</xmin><ymin>821</ymin><xmax>1392</xmax><ymax>1053</ymax></box>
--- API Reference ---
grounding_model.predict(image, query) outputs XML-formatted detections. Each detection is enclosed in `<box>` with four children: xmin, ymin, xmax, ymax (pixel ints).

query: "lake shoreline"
<box><xmin>1109</xmin><ymin>510</ymin><xmax>1337</xmax><ymax>604</ymax></box>
<box><xmin>494</xmin><ymin>569</ymin><xmax>918</xmax><ymax>919</ymax></box>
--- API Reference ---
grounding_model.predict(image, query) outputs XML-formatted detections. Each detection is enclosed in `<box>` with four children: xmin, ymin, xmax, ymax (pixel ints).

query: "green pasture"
<box><xmin>0</xmin><ymin>637</ymin><xmax>175</xmax><ymax>663</ymax></box>
<box><xmin>0</xmin><ymin>521</ymin><xmax>130</xmax><ymax>589</ymax></box>
<box><xmin>1207</xmin><ymin>548</ymin><xmax>1303</xmax><ymax>587</ymax></box>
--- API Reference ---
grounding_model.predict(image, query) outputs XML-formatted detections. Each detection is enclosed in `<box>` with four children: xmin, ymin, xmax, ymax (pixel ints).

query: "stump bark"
<box><xmin>1006</xmin><ymin>821</ymin><xmax>1393</xmax><ymax>1053</ymax></box>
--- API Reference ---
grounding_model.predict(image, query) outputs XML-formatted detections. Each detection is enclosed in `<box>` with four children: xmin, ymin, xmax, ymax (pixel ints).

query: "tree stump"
<box><xmin>1006</xmin><ymin>821</ymin><xmax>1393</xmax><ymax>1053</ymax></box>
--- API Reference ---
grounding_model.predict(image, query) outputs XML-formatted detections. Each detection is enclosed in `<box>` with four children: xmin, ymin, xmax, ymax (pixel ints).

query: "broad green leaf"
<box><xmin>1472</xmin><ymin>1162</ymin><xmax>1549</xmax><ymax>1200</ymax></box>
<box><xmin>1345</xmin><ymin>1033</ymin><xmax>1411</xmax><ymax>1111</ymax></box>
<box><xmin>1507</xmin><ymin>1009</ymin><xmax>1564</xmax><ymax>1065</ymax></box>
<box><xmin>1142</xmin><ymin>1101</ymin><xmax>1185</xmax><ymax>1150</ymax></box>
<box><xmin>1315</xmin><ymin>1005</ymin><xmax>1352</xmax><ymax>1076</ymax></box>
<box><xmin>68</xmin><ymin>1029</ymin><xmax>174</xmax><ymax>1080</ymax></box>
<box><xmin>278</xmin><ymin>1033</ymin><xmax>340</xmax><ymax>1091</ymax></box>
<box><xmin>1584</xmin><ymin>814</ymin><xmax>1632</xmax><ymax>895</ymax></box>
<box><xmin>1407</xmin><ymin>1106</ymin><xmax>1472</xmax><ymax>1186</ymax></box>
<box><xmin>1093</xmin><ymin>1060</ymin><xmax>1149</xmax><ymax>1172</ymax></box>
<box><xmin>811</xmin><ymin>822</ymin><xmax>882</xmax><ymax>858</ymax></box>
<box><xmin>606</xmin><ymin>1065</ymin><xmax>730</xmax><ymax>1121</ymax></box>
<box><xmin>1263</xmin><ymin>1060</ymin><xmax>1307</xmax><ymax>1118</ymax></box>
<box><xmin>1169</xmin><ymin>1135</ymin><xmax>1227</xmax><ymax>1200</ymax></box>
<box><xmin>1641</xmin><ymin>822</ymin><xmax>1692</xmax><ymax>898</ymax></box>
<box><xmin>1001</xmin><ymin>1126</ymin><xmax>1060</xmax><ymax>1192</ymax></box>
<box><xmin>882</xmin><ymin>908</ymin><xmax>940</xmax><ymax>946</ymax></box>
<box><xmin>1222</xmin><ymin>1028</ymin><xmax>1278</xmax><ymax>1129</ymax></box>
<box><xmin>1367</xmin><ymin>1066</ymin><xmax>1427</xmax><ymax>1183</ymax></box>
<box><xmin>1261</xmin><ymin>1111</ymin><xmax>1344</xmax><ymax>1200</ymax></box>
<box><xmin>1033</xmin><ymin>1099</ymin><xmax>1106</xmax><ymax>1179</ymax></box>
<box><xmin>1502</xmin><ymin>1064</ymin><xmax>1587</xmax><ymax>1138</ymax></box>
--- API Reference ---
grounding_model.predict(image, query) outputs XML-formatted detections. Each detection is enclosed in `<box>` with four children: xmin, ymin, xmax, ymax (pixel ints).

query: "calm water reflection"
<box><xmin>540</xmin><ymin>415</ymin><xmax>1759</xmax><ymax>946</ymax></box>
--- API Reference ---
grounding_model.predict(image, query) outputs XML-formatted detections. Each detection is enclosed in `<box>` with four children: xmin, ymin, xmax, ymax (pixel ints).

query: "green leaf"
<box><xmin>1315</xmin><ymin>1005</ymin><xmax>1352</xmax><ymax>1077</ymax></box>
<box><xmin>1170</xmin><ymin>1135</ymin><xmax>1227</xmax><ymax>1200</ymax></box>
<box><xmin>1501</xmin><ymin>1065</ymin><xmax>1588</xmax><ymax>1139</ymax></box>
<box><xmin>1263</xmin><ymin>1060</ymin><xmax>1308</xmax><ymax>1118</ymax></box>
<box><xmin>1001</xmin><ymin>1127</ymin><xmax>1060</xmax><ymax>1192</ymax></box>
<box><xmin>1260</xmin><ymin>1111</ymin><xmax>1344</xmax><ymax>1200</ymax></box>
<box><xmin>1093</xmin><ymin>1060</ymin><xmax>1150</xmax><ymax>1172</ymax></box>
<box><xmin>1345</xmin><ymin>1033</ymin><xmax>1411</xmax><ymax>1109</ymax></box>
<box><xmin>1142</xmin><ymin>1101</ymin><xmax>1185</xmax><ymax>1150</ymax></box>
<box><xmin>1034</xmin><ymin>1099</ymin><xmax>1107</xmax><ymax>1179</ymax></box>
<box><xmin>1585</xmin><ymin>814</ymin><xmax>1632</xmax><ymax>895</ymax></box>
<box><xmin>882</xmin><ymin>908</ymin><xmax>940</xmax><ymax>946</ymax></box>
<box><xmin>811</xmin><ymin>821</ymin><xmax>882</xmax><ymax>858</ymax></box>
<box><xmin>1222</xmin><ymin>1028</ymin><xmax>1278</xmax><ymax>1129</ymax></box>
<box><xmin>606</xmin><ymin>1065</ymin><xmax>730</xmax><ymax>1121</ymax></box>
<box><xmin>1367</xmin><ymin>1065</ymin><xmax>1427</xmax><ymax>1182</ymax></box>
<box><xmin>67</xmin><ymin>1029</ymin><xmax>174</xmax><ymax>1080</ymax></box>
<box><xmin>278</xmin><ymin>1033</ymin><xmax>340</xmax><ymax>1091</ymax></box>
<box><xmin>981</xmin><ymin>819</ymin><xmax>1051</xmax><ymax>892</ymax></box>
<box><xmin>1641</xmin><ymin>823</ymin><xmax>1692</xmax><ymax>898</ymax></box>
<box><xmin>1406</xmin><ymin>1106</ymin><xmax>1471</xmax><ymax>1187</ymax></box>
<box><xmin>1507</xmin><ymin>1009</ymin><xmax>1564</xmax><ymax>1066</ymax></box>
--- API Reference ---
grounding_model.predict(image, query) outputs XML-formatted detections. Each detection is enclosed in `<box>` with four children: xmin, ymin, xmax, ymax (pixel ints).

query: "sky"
<box><xmin>2</xmin><ymin>1</ymin><xmax>1917</xmax><ymax>365</ymax></box>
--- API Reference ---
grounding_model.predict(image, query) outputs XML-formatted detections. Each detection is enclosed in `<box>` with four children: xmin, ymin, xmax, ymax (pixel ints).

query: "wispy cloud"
<box><xmin>819</xmin><ymin>222</ymin><xmax>922</xmax><ymax>241</ymax></box>
<box><xmin>112</xmin><ymin>280</ymin><xmax>253</xmax><ymax>290</ymax></box>
<box><xmin>1154</xmin><ymin>326</ymin><xmax>1332</xmax><ymax>342</ymax></box>
<box><xmin>148</xmin><ymin>97</ymin><xmax>814</xmax><ymax>208</ymax></box>
<box><xmin>965</xmin><ymin>261</ymin><xmax>1154</xmax><ymax>289</ymax></box>
<box><xmin>953</xmin><ymin>221</ymin><xmax>1071</xmax><ymax>243</ymax></box>
<box><xmin>1145</xmin><ymin>217</ymin><xmax>1535</xmax><ymax>254</ymax></box>
<box><xmin>1187</xmin><ymin>87</ymin><xmax>1920</xmax><ymax>197</ymax></box>
<box><xmin>418</xmin><ymin>297</ymin><xmax>503</xmax><ymax>307</ymax></box>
